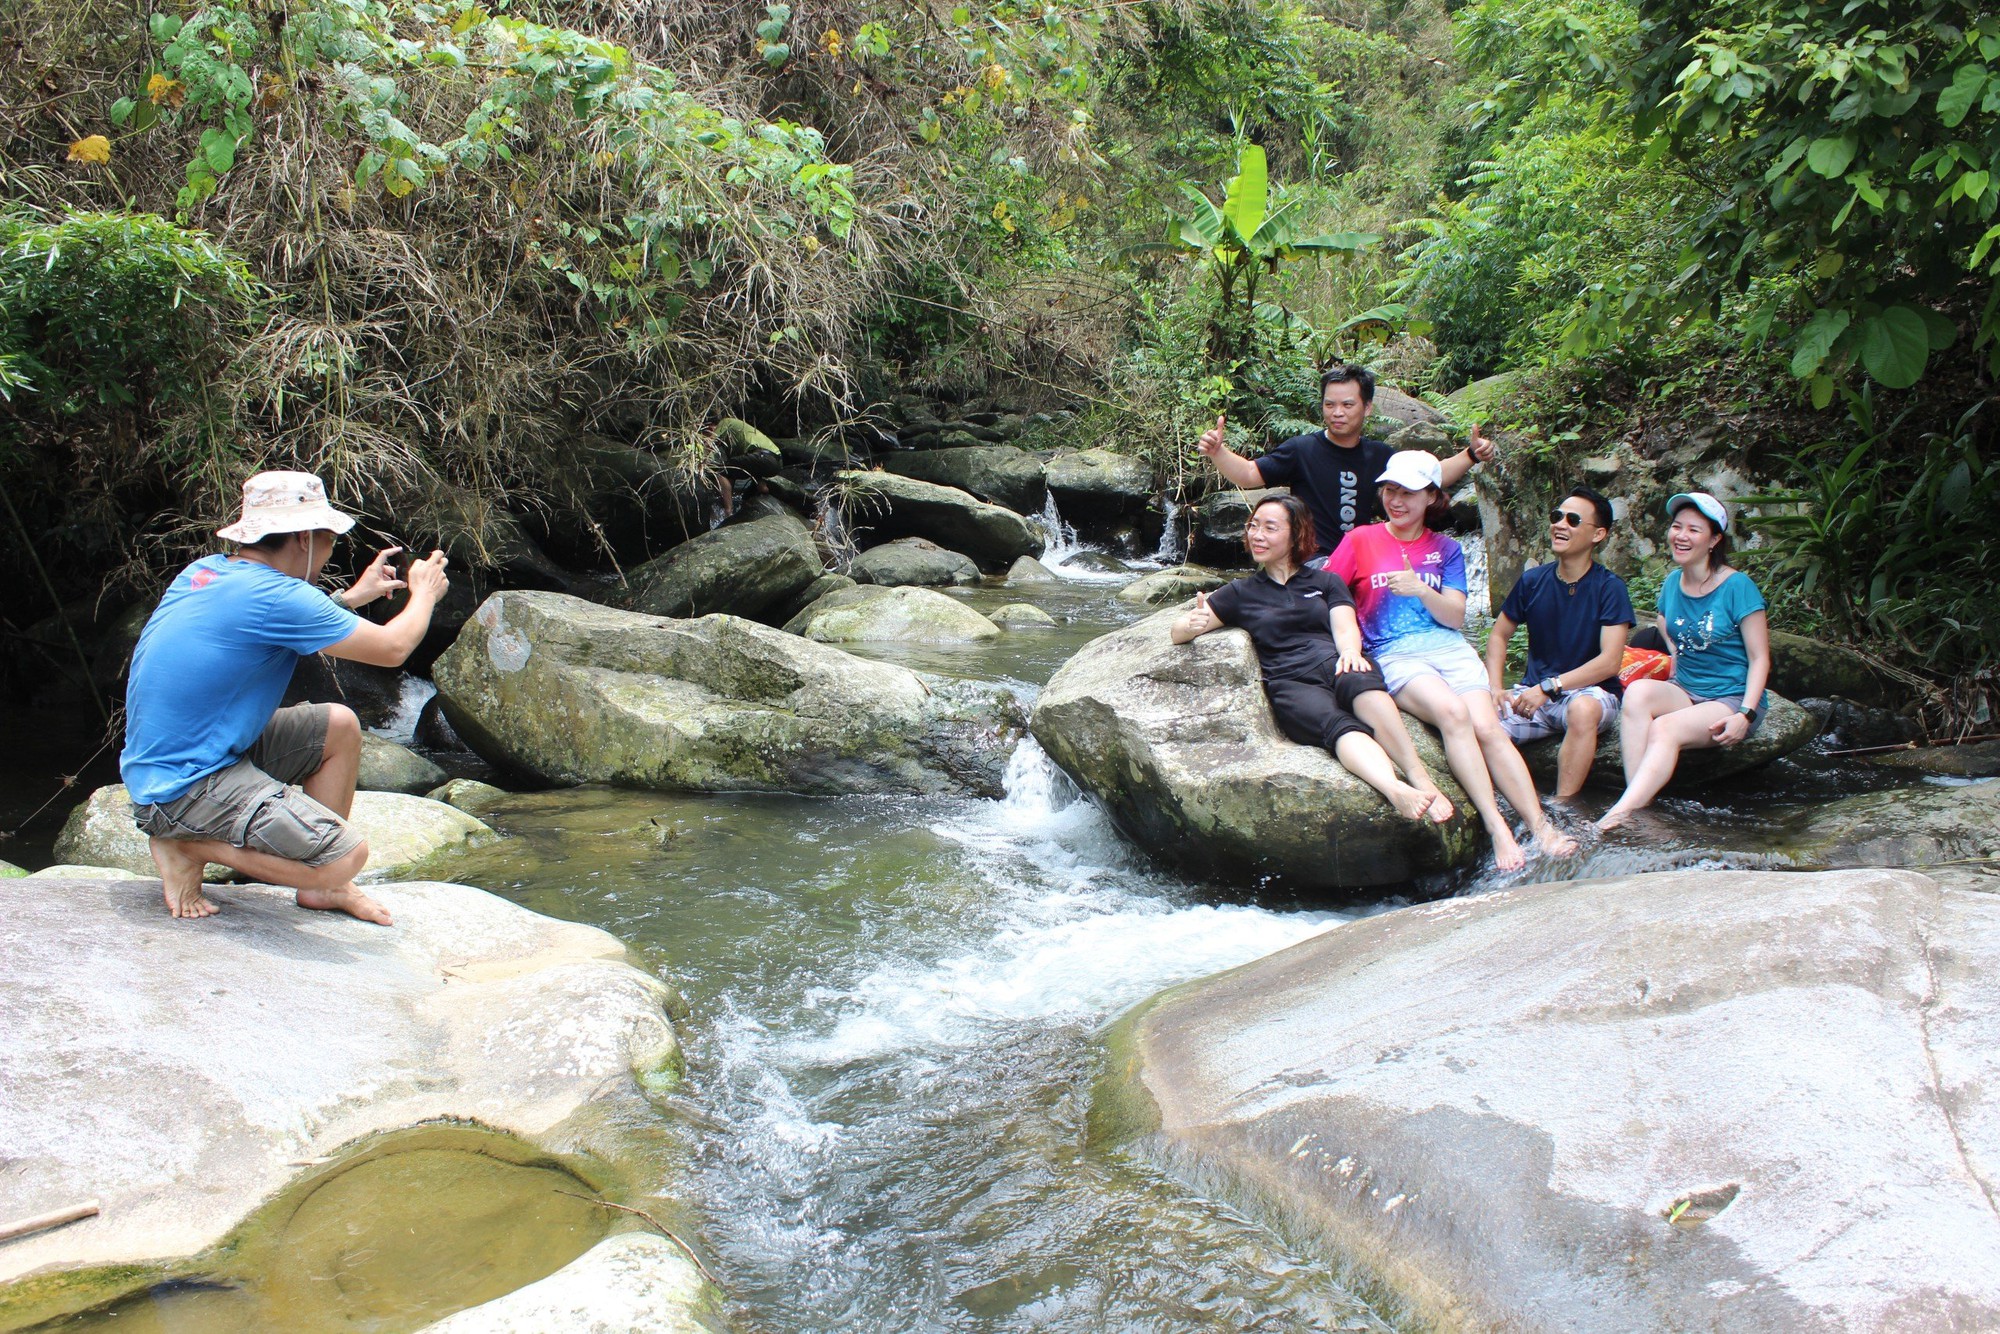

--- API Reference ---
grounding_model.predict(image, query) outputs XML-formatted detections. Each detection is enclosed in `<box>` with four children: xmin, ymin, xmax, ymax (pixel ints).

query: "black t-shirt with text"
<box><xmin>1253</xmin><ymin>431</ymin><xmax>1395</xmax><ymax>557</ymax></box>
<box><xmin>1205</xmin><ymin>566</ymin><xmax>1358</xmax><ymax>683</ymax></box>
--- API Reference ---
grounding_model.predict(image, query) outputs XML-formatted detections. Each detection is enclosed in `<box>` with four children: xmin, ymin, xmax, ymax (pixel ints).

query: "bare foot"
<box><xmin>297</xmin><ymin>883</ymin><xmax>393</xmax><ymax>926</ymax></box>
<box><xmin>1597</xmin><ymin>806</ymin><xmax>1634</xmax><ymax>832</ymax></box>
<box><xmin>148</xmin><ymin>837</ymin><xmax>219</xmax><ymax>919</ymax></box>
<box><xmin>1533</xmin><ymin>822</ymin><xmax>1579</xmax><ymax>858</ymax></box>
<box><xmin>1386</xmin><ymin>782</ymin><xmax>1438</xmax><ymax>822</ymax></box>
<box><xmin>1490</xmin><ymin>826</ymin><xmax>1526</xmax><ymax>872</ymax></box>
<box><xmin>1423</xmin><ymin>792</ymin><xmax>1455</xmax><ymax>825</ymax></box>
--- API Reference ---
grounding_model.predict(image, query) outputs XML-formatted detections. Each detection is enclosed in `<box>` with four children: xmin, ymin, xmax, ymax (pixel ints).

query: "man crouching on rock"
<box><xmin>119</xmin><ymin>471</ymin><xmax>449</xmax><ymax>924</ymax></box>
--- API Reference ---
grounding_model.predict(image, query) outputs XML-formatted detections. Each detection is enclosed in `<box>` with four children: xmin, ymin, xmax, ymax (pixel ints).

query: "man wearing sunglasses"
<box><xmin>1483</xmin><ymin>486</ymin><xmax>1634</xmax><ymax>798</ymax></box>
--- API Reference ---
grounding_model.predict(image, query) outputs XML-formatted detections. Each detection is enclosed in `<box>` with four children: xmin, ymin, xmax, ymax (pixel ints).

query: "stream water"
<box><xmin>2</xmin><ymin>550</ymin><xmax>1923</xmax><ymax>1333</ymax></box>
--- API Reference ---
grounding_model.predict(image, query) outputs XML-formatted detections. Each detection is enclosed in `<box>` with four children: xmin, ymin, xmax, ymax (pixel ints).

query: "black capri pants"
<box><xmin>1264</xmin><ymin>658</ymin><xmax>1392</xmax><ymax>752</ymax></box>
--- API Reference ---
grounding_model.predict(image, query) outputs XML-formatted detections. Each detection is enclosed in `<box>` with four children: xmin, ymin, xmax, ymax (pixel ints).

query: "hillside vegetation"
<box><xmin>3</xmin><ymin>0</ymin><xmax>1994</xmax><ymax>721</ymax></box>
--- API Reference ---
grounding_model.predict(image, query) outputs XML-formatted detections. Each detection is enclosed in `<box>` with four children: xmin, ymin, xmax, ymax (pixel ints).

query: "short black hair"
<box><xmin>239</xmin><ymin>530</ymin><xmax>300</xmax><ymax>553</ymax></box>
<box><xmin>1319</xmin><ymin>364</ymin><xmax>1376</xmax><ymax>405</ymax></box>
<box><xmin>1565</xmin><ymin>485</ymin><xmax>1614</xmax><ymax>531</ymax></box>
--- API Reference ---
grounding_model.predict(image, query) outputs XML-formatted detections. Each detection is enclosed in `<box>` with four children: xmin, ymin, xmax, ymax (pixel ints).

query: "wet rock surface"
<box><xmin>849</xmin><ymin>537</ymin><xmax>980</xmax><ymax>587</ymax></box>
<box><xmin>1101</xmin><ymin>868</ymin><xmax>2000</xmax><ymax>1332</ymax></box>
<box><xmin>836</xmin><ymin>470</ymin><xmax>1042</xmax><ymax>569</ymax></box>
<box><xmin>0</xmin><ymin>877</ymin><xmax>691</xmax><ymax>1324</ymax></box>
<box><xmin>616</xmin><ymin>512</ymin><xmax>823</xmax><ymax>622</ymax></box>
<box><xmin>1519</xmin><ymin>692</ymin><xmax>1818</xmax><ymax>790</ymax></box>
<box><xmin>417</xmin><ymin>1233</ymin><xmax>712</xmax><ymax>1334</ymax></box>
<box><xmin>1030</xmin><ymin>607</ymin><xmax>1477</xmax><ymax>890</ymax></box>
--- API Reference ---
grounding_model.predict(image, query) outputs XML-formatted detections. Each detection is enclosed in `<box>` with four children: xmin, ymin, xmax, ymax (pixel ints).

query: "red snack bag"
<box><xmin>1618</xmin><ymin>647</ymin><xmax>1672</xmax><ymax>688</ymax></box>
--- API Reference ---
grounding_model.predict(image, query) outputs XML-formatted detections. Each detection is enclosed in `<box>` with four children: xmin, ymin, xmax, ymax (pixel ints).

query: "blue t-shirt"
<box><xmin>121</xmin><ymin>555</ymin><xmax>361</xmax><ymax>805</ymax></box>
<box><xmin>1253</xmin><ymin>432</ymin><xmax>1394</xmax><ymax>557</ymax></box>
<box><xmin>1658</xmin><ymin>569</ymin><xmax>1768</xmax><ymax>711</ymax></box>
<box><xmin>1498</xmin><ymin>562</ymin><xmax>1636</xmax><ymax>694</ymax></box>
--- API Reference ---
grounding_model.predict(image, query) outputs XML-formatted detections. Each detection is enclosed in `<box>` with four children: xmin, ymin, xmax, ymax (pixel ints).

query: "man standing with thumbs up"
<box><xmin>1197</xmin><ymin>364</ymin><xmax>1492</xmax><ymax>561</ymax></box>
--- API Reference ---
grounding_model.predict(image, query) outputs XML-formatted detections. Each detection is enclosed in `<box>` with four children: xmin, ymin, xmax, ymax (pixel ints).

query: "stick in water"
<box><xmin>0</xmin><ymin>1200</ymin><xmax>100</xmax><ymax>1244</ymax></box>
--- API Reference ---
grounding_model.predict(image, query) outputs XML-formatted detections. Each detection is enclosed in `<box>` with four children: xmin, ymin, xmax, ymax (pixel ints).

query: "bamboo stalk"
<box><xmin>0</xmin><ymin>1200</ymin><xmax>100</xmax><ymax>1243</ymax></box>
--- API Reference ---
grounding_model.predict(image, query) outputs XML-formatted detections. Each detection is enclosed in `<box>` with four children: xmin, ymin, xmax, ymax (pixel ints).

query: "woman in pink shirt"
<box><xmin>1327</xmin><ymin>452</ymin><xmax>1577</xmax><ymax>869</ymax></box>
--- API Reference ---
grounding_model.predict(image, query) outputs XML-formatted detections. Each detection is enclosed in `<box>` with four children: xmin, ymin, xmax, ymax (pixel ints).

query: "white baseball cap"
<box><xmin>1666</xmin><ymin>491</ymin><xmax>1730</xmax><ymax>533</ymax></box>
<box><xmin>1375</xmin><ymin>450</ymin><xmax>1444</xmax><ymax>492</ymax></box>
<box><xmin>216</xmin><ymin>470</ymin><xmax>357</xmax><ymax>543</ymax></box>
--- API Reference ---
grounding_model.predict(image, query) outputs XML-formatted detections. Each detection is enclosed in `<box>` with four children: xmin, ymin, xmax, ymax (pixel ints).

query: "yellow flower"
<box><xmin>146</xmin><ymin>73</ymin><xmax>185</xmax><ymax>107</ymax></box>
<box><xmin>802</xmin><ymin>235</ymin><xmax>822</xmax><ymax>255</ymax></box>
<box><xmin>66</xmin><ymin>135</ymin><xmax>111</xmax><ymax>165</ymax></box>
<box><xmin>820</xmin><ymin>28</ymin><xmax>843</xmax><ymax>57</ymax></box>
<box><xmin>982</xmin><ymin>64</ymin><xmax>1009</xmax><ymax>91</ymax></box>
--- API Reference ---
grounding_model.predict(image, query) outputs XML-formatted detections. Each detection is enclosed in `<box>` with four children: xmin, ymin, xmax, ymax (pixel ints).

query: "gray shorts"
<box><xmin>1499</xmin><ymin>683</ymin><xmax>1622</xmax><ymax>742</ymax></box>
<box><xmin>132</xmin><ymin>704</ymin><xmax>363</xmax><ymax>868</ymax></box>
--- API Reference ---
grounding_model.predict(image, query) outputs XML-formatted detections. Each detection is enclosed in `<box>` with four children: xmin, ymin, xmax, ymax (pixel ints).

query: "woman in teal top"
<box><xmin>1598</xmin><ymin>493</ymin><xmax>1771</xmax><ymax>830</ymax></box>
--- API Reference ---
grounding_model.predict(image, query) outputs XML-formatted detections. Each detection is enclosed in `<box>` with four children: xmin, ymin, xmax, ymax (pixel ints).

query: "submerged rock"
<box><xmin>359</xmin><ymin>733</ymin><xmax>448</xmax><ymax>795</ymax></box>
<box><xmin>1098</xmin><ymin>868</ymin><xmax>2000</xmax><ymax>1332</ymax></box>
<box><xmin>1865</xmin><ymin>738</ymin><xmax>2000</xmax><ymax>778</ymax></box>
<box><xmin>784</xmin><ymin>585</ymin><xmax>1000</xmax><ymax>644</ymax></box>
<box><xmin>433</xmin><ymin>591</ymin><xmax>1024</xmax><ymax>797</ymax></box>
<box><xmin>849</xmin><ymin>537</ymin><xmax>980</xmax><ymax>587</ymax></box>
<box><xmin>1030</xmin><ymin>607</ymin><xmax>1477</xmax><ymax>890</ymax></box>
<box><xmin>836</xmin><ymin>470</ymin><xmax>1042</xmax><ymax>569</ymax></box>
<box><xmin>1005</xmin><ymin>555</ymin><xmax>1060</xmax><ymax>584</ymax></box>
<box><xmin>988</xmin><ymin>603</ymin><xmax>1055</xmax><ymax>627</ymax></box>
<box><xmin>0</xmin><ymin>876</ymin><xmax>699</xmax><ymax>1325</ymax></box>
<box><xmin>1779</xmin><ymin>777</ymin><xmax>2000</xmax><ymax>870</ymax></box>
<box><xmin>427</xmin><ymin>778</ymin><xmax>511</xmax><ymax>815</ymax></box>
<box><xmin>53</xmin><ymin>785</ymin><xmax>494</xmax><ymax>883</ymax></box>
<box><xmin>616</xmin><ymin>512</ymin><xmax>823</xmax><ymax>622</ymax></box>
<box><xmin>417</xmin><ymin>1233</ymin><xmax>707</xmax><ymax>1333</ymax></box>
<box><xmin>1116</xmin><ymin>565</ymin><xmax>1230</xmax><ymax>606</ymax></box>
<box><xmin>1519</xmin><ymin>692</ymin><xmax>1817</xmax><ymax>790</ymax></box>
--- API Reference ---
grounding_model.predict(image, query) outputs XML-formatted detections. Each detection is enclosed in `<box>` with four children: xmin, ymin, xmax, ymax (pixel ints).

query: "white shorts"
<box><xmin>1498</xmin><ymin>683</ymin><xmax>1621</xmax><ymax>742</ymax></box>
<box><xmin>1378</xmin><ymin>639</ymin><xmax>1490</xmax><ymax>698</ymax></box>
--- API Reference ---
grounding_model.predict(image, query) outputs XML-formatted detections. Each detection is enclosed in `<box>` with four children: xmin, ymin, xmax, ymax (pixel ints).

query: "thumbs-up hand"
<box><xmin>1384</xmin><ymin>549</ymin><xmax>1427</xmax><ymax>597</ymax></box>
<box><xmin>1197</xmin><ymin>413</ymin><xmax>1228</xmax><ymax>458</ymax></box>
<box><xmin>1468</xmin><ymin>423</ymin><xmax>1497</xmax><ymax>463</ymax></box>
<box><xmin>1190</xmin><ymin>589</ymin><xmax>1219</xmax><ymax>632</ymax></box>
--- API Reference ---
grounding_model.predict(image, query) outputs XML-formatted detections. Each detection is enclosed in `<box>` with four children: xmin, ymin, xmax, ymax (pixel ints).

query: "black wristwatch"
<box><xmin>1738</xmin><ymin>703</ymin><xmax>1760</xmax><ymax>723</ymax></box>
<box><xmin>1540</xmin><ymin>676</ymin><xmax>1564</xmax><ymax>699</ymax></box>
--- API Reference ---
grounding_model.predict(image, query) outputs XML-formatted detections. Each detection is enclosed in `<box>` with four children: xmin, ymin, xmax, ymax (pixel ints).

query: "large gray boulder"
<box><xmin>1369</xmin><ymin>385</ymin><xmax>1444</xmax><ymax>430</ymax></box>
<box><xmin>1030</xmin><ymin>607</ymin><xmax>1477</xmax><ymax>890</ymax></box>
<box><xmin>616</xmin><ymin>511</ymin><xmax>823</xmax><ymax>622</ymax></box>
<box><xmin>1769</xmin><ymin>629</ymin><xmax>1893</xmax><ymax>706</ymax></box>
<box><xmin>418</xmin><ymin>1234</ymin><xmax>708</xmax><ymax>1334</ymax></box>
<box><xmin>1779</xmin><ymin>777</ymin><xmax>2000</xmax><ymax>871</ymax></box>
<box><xmin>53</xmin><ymin>785</ymin><xmax>493</xmax><ymax>884</ymax></box>
<box><xmin>1005</xmin><ymin>555</ymin><xmax>1060</xmax><ymax>584</ymax></box>
<box><xmin>849</xmin><ymin>537</ymin><xmax>980</xmax><ymax>587</ymax></box>
<box><xmin>359</xmin><ymin>732</ymin><xmax>449</xmax><ymax>795</ymax></box>
<box><xmin>0</xmin><ymin>876</ymin><xmax>702</xmax><ymax>1325</ymax></box>
<box><xmin>784</xmin><ymin>584</ymin><xmax>1000</xmax><ymax>644</ymax></box>
<box><xmin>1044</xmin><ymin>449</ymin><xmax>1157</xmax><ymax>526</ymax></box>
<box><xmin>433</xmin><ymin>591</ymin><xmax>1025</xmax><ymax>797</ymax></box>
<box><xmin>1098</xmin><ymin>868</ymin><xmax>2000</xmax><ymax>1332</ymax></box>
<box><xmin>879</xmin><ymin>446</ymin><xmax>1046</xmax><ymax>515</ymax></box>
<box><xmin>836</xmin><ymin>470</ymin><xmax>1042</xmax><ymax>569</ymax></box>
<box><xmin>1519</xmin><ymin>693</ymin><xmax>1818</xmax><ymax>790</ymax></box>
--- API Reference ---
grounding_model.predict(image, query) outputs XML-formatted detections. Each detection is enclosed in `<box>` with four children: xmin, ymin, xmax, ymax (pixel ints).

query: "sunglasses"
<box><xmin>1548</xmin><ymin>507</ymin><xmax>1594</xmax><ymax>528</ymax></box>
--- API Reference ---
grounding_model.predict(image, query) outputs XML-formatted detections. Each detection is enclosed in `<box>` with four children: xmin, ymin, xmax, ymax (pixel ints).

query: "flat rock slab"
<box><xmin>53</xmin><ymin>784</ymin><xmax>495</xmax><ymax>884</ymax></box>
<box><xmin>419</xmin><ymin>1233</ymin><xmax>711</xmax><ymax>1333</ymax></box>
<box><xmin>1031</xmin><ymin>607</ymin><xmax>1478</xmax><ymax>890</ymax></box>
<box><xmin>1779</xmin><ymin>777</ymin><xmax>2000</xmax><ymax>871</ymax></box>
<box><xmin>0</xmin><ymin>878</ymin><xmax>684</xmax><ymax>1311</ymax></box>
<box><xmin>1102</xmin><ymin>868</ymin><xmax>2000</xmax><ymax>1331</ymax></box>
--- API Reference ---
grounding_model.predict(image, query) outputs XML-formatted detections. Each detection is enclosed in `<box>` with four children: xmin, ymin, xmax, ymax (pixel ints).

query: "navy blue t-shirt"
<box><xmin>1498</xmin><ymin>561</ymin><xmax>1635</xmax><ymax>694</ymax></box>
<box><xmin>1253</xmin><ymin>432</ymin><xmax>1394</xmax><ymax>557</ymax></box>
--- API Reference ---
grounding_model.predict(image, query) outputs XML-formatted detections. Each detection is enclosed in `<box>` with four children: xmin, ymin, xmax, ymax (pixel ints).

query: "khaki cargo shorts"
<box><xmin>132</xmin><ymin>704</ymin><xmax>364</xmax><ymax>868</ymax></box>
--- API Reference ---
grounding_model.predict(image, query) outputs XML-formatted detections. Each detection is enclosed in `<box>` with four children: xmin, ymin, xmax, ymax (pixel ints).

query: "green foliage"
<box><xmin>1745</xmin><ymin>395</ymin><xmax>1998</xmax><ymax>717</ymax></box>
<box><xmin>0</xmin><ymin>210</ymin><xmax>256</xmax><ymax>418</ymax></box>
<box><xmin>1460</xmin><ymin>0</ymin><xmax>2000</xmax><ymax>392</ymax></box>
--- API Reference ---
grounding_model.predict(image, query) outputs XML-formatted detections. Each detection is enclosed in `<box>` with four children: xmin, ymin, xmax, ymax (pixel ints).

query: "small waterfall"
<box><xmin>1460</xmin><ymin>531</ymin><xmax>1492</xmax><ymax>620</ymax></box>
<box><xmin>1034</xmin><ymin>492</ymin><xmax>1087</xmax><ymax>567</ymax></box>
<box><xmin>994</xmin><ymin>736</ymin><xmax>1083</xmax><ymax>826</ymax></box>
<box><xmin>1149</xmin><ymin>495</ymin><xmax>1183</xmax><ymax>565</ymax></box>
<box><xmin>369</xmin><ymin>674</ymin><xmax>436</xmax><ymax>745</ymax></box>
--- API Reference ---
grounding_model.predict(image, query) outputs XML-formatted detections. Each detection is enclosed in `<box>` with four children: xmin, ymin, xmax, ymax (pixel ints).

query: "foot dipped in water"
<box><xmin>297</xmin><ymin>882</ymin><xmax>393</xmax><ymax>926</ymax></box>
<box><xmin>148</xmin><ymin>837</ymin><xmax>220</xmax><ymax>919</ymax></box>
<box><xmin>1489</xmin><ymin>824</ymin><xmax>1527</xmax><ymax>872</ymax></box>
<box><xmin>1530</xmin><ymin>818</ymin><xmax>1579</xmax><ymax>859</ymax></box>
<box><xmin>1386</xmin><ymin>782</ymin><xmax>1455</xmax><ymax>825</ymax></box>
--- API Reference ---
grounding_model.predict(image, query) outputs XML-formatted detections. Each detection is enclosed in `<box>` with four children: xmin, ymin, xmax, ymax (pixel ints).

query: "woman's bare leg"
<box><xmin>1598</xmin><ymin>700</ymin><xmax>1735</xmax><ymax>829</ymax></box>
<box><xmin>1464</xmin><ymin>690</ymin><xmax>1577</xmax><ymax>857</ymax></box>
<box><xmin>1616</xmin><ymin>679</ymin><xmax>1691</xmax><ymax>786</ymax></box>
<box><xmin>1332</xmin><ymin>732</ymin><xmax>1444</xmax><ymax>821</ymax></box>
<box><xmin>1397</xmin><ymin>675</ymin><xmax>1525</xmax><ymax>869</ymax></box>
<box><xmin>1352</xmin><ymin>689</ymin><xmax>1452</xmax><ymax>821</ymax></box>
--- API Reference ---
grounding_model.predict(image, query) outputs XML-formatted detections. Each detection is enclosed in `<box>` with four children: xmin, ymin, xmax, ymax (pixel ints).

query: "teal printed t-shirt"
<box><xmin>121</xmin><ymin>555</ymin><xmax>360</xmax><ymax>805</ymax></box>
<box><xmin>1658</xmin><ymin>569</ymin><xmax>1767</xmax><ymax>711</ymax></box>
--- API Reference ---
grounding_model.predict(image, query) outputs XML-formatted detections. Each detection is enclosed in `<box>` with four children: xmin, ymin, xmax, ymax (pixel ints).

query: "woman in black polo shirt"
<box><xmin>1172</xmin><ymin>494</ymin><xmax>1455</xmax><ymax>823</ymax></box>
